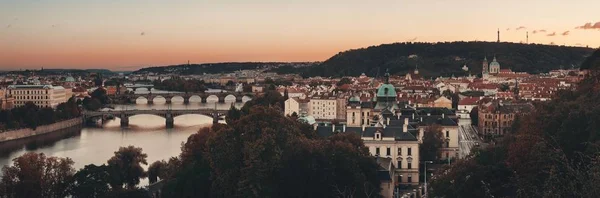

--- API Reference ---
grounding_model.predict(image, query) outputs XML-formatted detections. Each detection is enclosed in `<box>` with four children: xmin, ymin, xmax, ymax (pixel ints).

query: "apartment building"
<box><xmin>7</xmin><ymin>85</ymin><xmax>68</xmax><ymax>108</ymax></box>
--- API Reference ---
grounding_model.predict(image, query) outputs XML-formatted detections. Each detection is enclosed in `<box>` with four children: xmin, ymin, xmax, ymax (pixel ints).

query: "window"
<box><xmin>446</xmin><ymin>131</ymin><xmax>449</xmax><ymax>138</ymax></box>
<box><xmin>407</xmin><ymin>148</ymin><xmax>412</xmax><ymax>156</ymax></box>
<box><xmin>408</xmin><ymin>175</ymin><xmax>412</xmax><ymax>183</ymax></box>
<box><xmin>397</xmin><ymin>148</ymin><xmax>401</xmax><ymax>156</ymax></box>
<box><xmin>386</xmin><ymin>147</ymin><xmax>390</xmax><ymax>156</ymax></box>
<box><xmin>375</xmin><ymin>147</ymin><xmax>380</xmax><ymax>155</ymax></box>
<box><xmin>397</xmin><ymin>160</ymin><xmax>402</xmax><ymax>169</ymax></box>
<box><xmin>446</xmin><ymin>152</ymin><xmax>449</xmax><ymax>159</ymax></box>
<box><xmin>446</xmin><ymin>141</ymin><xmax>450</xmax><ymax>148</ymax></box>
<box><xmin>397</xmin><ymin>175</ymin><xmax>402</xmax><ymax>183</ymax></box>
<box><xmin>407</xmin><ymin>162</ymin><xmax>412</xmax><ymax>169</ymax></box>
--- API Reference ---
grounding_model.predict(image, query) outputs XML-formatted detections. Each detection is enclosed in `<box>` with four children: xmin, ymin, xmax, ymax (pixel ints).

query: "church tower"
<box><xmin>497</xmin><ymin>28</ymin><xmax>500</xmax><ymax>43</ymax></box>
<box><xmin>482</xmin><ymin>57</ymin><xmax>489</xmax><ymax>78</ymax></box>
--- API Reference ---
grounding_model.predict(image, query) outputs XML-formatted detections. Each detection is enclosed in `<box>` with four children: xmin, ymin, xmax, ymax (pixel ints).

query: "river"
<box><xmin>0</xmin><ymin>89</ymin><xmax>247</xmax><ymax>182</ymax></box>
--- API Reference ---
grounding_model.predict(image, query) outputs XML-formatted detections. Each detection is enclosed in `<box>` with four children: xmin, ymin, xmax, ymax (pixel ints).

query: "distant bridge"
<box><xmin>124</xmin><ymin>84</ymin><xmax>154</xmax><ymax>91</ymax></box>
<box><xmin>83</xmin><ymin>109</ymin><xmax>228</xmax><ymax>128</ymax></box>
<box><xmin>118</xmin><ymin>92</ymin><xmax>255</xmax><ymax>104</ymax></box>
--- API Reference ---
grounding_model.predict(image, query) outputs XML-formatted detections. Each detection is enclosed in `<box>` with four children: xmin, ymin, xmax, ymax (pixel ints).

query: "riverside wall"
<box><xmin>0</xmin><ymin>118</ymin><xmax>82</xmax><ymax>143</ymax></box>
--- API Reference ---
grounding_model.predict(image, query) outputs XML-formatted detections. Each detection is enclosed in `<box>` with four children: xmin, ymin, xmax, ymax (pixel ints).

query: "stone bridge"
<box><xmin>124</xmin><ymin>92</ymin><xmax>255</xmax><ymax>104</ymax></box>
<box><xmin>124</xmin><ymin>84</ymin><xmax>154</xmax><ymax>92</ymax></box>
<box><xmin>83</xmin><ymin>109</ymin><xmax>228</xmax><ymax>128</ymax></box>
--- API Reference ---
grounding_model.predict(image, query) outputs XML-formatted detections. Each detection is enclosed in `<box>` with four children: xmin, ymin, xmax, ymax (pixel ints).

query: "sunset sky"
<box><xmin>1</xmin><ymin>0</ymin><xmax>599</xmax><ymax>70</ymax></box>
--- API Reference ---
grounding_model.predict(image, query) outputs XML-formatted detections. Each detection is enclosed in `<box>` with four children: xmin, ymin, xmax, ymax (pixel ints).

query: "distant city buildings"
<box><xmin>7</xmin><ymin>85</ymin><xmax>68</xmax><ymax>108</ymax></box>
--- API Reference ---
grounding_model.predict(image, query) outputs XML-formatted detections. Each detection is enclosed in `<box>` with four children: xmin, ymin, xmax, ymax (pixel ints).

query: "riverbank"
<box><xmin>0</xmin><ymin>118</ymin><xmax>83</xmax><ymax>143</ymax></box>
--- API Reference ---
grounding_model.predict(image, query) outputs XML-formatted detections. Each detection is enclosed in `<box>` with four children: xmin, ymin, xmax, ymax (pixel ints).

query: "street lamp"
<box><xmin>423</xmin><ymin>161</ymin><xmax>433</xmax><ymax>196</ymax></box>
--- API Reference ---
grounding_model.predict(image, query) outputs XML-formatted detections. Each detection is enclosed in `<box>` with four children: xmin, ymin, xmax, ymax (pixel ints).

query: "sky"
<box><xmin>1</xmin><ymin>0</ymin><xmax>599</xmax><ymax>70</ymax></box>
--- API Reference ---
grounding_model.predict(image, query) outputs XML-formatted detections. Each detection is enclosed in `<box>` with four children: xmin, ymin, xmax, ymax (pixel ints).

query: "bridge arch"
<box><xmin>206</xmin><ymin>95</ymin><xmax>219</xmax><ymax>103</ymax></box>
<box><xmin>242</xmin><ymin>96</ymin><xmax>253</xmax><ymax>103</ymax></box>
<box><xmin>170</xmin><ymin>95</ymin><xmax>185</xmax><ymax>104</ymax></box>
<box><xmin>224</xmin><ymin>94</ymin><xmax>237</xmax><ymax>103</ymax></box>
<box><xmin>152</xmin><ymin>96</ymin><xmax>167</xmax><ymax>104</ymax></box>
<box><xmin>135</xmin><ymin>96</ymin><xmax>148</xmax><ymax>104</ymax></box>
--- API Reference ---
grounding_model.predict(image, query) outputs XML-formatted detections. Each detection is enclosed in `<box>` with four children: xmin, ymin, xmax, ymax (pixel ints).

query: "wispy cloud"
<box><xmin>532</xmin><ymin>29</ymin><xmax>547</xmax><ymax>34</ymax></box>
<box><xmin>561</xmin><ymin>31</ymin><xmax>570</xmax><ymax>36</ymax></box>
<box><xmin>575</xmin><ymin>22</ymin><xmax>600</xmax><ymax>30</ymax></box>
<box><xmin>140</xmin><ymin>32</ymin><xmax>145</xmax><ymax>36</ymax></box>
<box><xmin>547</xmin><ymin>32</ymin><xmax>556</xmax><ymax>36</ymax></box>
<box><xmin>406</xmin><ymin>37</ymin><xmax>418</xmax><ymax>42</ymax></box>
<box><xmin>516</xmin><ymin>26</ymin><xmax>527</xmax><ymax>30</ymax></box>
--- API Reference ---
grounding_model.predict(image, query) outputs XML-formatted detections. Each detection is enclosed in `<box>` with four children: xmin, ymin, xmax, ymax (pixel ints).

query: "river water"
<box><xmin>0</xmin><ymin>89</ymin><xmax>247</xmax><ymax>181</ymax></box>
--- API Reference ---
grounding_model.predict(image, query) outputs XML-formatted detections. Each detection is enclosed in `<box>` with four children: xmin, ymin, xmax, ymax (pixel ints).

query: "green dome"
<box><xmin>349</xmin><ymin>96</ymin><xmax>360</xmax><ymax>102</ymax></box>
<box><xmin>65</xmin><ymin>76</ymin><xmax>75</xmax><ymax>82</ymax></box>
<box><xmin>376</xmin><ymin>84</ymin><xmax>396</xmax><ymax>98</ymax></box>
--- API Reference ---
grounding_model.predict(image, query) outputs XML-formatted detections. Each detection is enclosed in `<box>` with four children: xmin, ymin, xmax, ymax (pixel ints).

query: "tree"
<box><xmin>70</xmin><ymin>164</ymin><xmax>111</xmax><ymax>198</ymax></box>
<box><xmin>83</xmin><ymin>97</ymin><xmax>102</xmax><ymax>111</ymax></box>
<box><xmin>147</xmin><ymin>161</ymin><xmax>167</xmax><ymax>184</ymax></box>
<box><xmin>420</xmin><ymin>124</ymin><xmax>444</xmax><ymax>161</ymax></box>
<box><xmin>470</xmin><ymin>107</ymin><xmax>479</xmax><ymax>126</ymax></box>
<box><xmin>107</xmin><ymin>146</ymin><xmax>148</xmax><ymax>189</ymax></box>
<box><xmin>225</xmin><ymin>80</ymin><xmax>235</xmax><ymax>86</ymax></box>
<box><xmin>336</xmin><ymin>77</ymin><xmax>352</xmax><ymax>86</ymax></box>
<box><xmin>0</xmin><ymin>153</ymin><xmax>75</xmax><ymax>198</ymax></box>
<box><xmin>225</xmin><ymin>104</ymin><xmax>241</xmax><ymax>124</ymax></box>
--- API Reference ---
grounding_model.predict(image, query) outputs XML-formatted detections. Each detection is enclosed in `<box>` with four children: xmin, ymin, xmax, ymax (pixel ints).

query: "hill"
<box><xmin>133</xmin><ymin>62</ymin><xmax>317</xmax><ymax>75</ymax></box>
<box><xmin>302</xmin><ymin>42</ymin><xmax>596</xmax><ymax>78</ymax></box>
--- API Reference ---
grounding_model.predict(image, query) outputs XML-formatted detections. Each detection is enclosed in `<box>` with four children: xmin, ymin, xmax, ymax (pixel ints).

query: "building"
<box><xmin>7</xmin><ymin>85</ymin><xmax>68</xmax><ymax>108</ymax></box>
<box><xmin>0</xmin><ymin>88</ymin><xmax>15</xmax><ymax>110</ymax></box>
<box><xmin>478</xmin><ymin>100</ymin><xmax>534</xmax><ymax>135</ymax></box>
<box><xmin>309</xmin><ymin>93</ymin><xmax>338</xmax><ymax>120</ymax></box>
<box><xmin>457</xmin><ymin>97</ymin><xmax>480</xmax><ymax>119</ymax></box>
<box><xmin>433</xmin><ymin>96</ymin><xmax>452</xmax><ymax>109</ymax></box>
<box><xmin>284</xmin><ymin>97</ymin><xmax>309</xmax><ymax>116</ymax></box>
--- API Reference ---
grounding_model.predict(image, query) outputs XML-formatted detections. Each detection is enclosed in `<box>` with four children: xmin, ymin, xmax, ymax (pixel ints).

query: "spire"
<box><xmin>384</xmin><ymin>68</ymin><xmax>390</xmax><ymax>84</ymax></box>
<box><xmin>493</xmin><ymin>55</ymin><xmax>497</xmax><ymax>62</ymax></box>
<box><xmin>414</xmin><ymin>64</ymin><xmax>419</xmax><ymax>74</ymax></box>
<box><xmin>497</xmin><ymin>28</ymin><xmax>500</xmax><ymax>43</ymax></box>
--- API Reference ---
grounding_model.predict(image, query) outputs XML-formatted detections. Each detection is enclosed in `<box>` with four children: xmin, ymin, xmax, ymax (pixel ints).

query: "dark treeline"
<box><xmin>152</xmin><ymin>78</ymin><xmax>208</xmax><ymax>93</ymax></box>
<box><xmin>0</xmin><ymin>90</ymin><xmax>382</xmax><ymax>198</ymax></box>
<box><xmin>429</xmin><ymin>49</ymin><xmax>600</xmax><ymax>197</ymax></box>
<box><xmin>0</xmin><ymin>97</ymin><xmax>80</xmax><ymax>131</ymax></box>
<box><xmin>301</xmin><ymin>42</ymin><xmax>595</xmax><ymax>78</ymax></box>
<box><xmin>134</xmin><ymin>62</ymin><xmax>315</xmax><ymax>75</ymax></box>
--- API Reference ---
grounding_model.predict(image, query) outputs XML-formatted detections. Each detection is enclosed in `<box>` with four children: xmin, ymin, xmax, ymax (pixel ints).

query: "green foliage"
<box><xmin>336</xmin><ymin>77</ymin><xmax>353</xmax><ymax>86</ymax></box>
<box><xmin>0</xmin><ymin>153</ymin><xmax>75</xmax><ymax>198</ymax></box>
<box><xmin>106</xmin><ymin>146</ymin><xmax>148</xmax><ymax>189</ymax></box>
<box><xmin>153</xmin><ymin>78</ymin><xmax>208</xmax><ymax>93</ymax></box>
<box><xmin>470</xmin><ymin>107</ymin><xmax>479</xmax><ymax>126</ymax></box>
<box><xmin>303</xmin><ymin>41</ymin><xmax>594</xmax><ymax>77</ymax></box>
<box><xmin>0</xmin><ymin>98</ymin><xmax>80</xmax><ymax>130</ymax></box>
<box><xmin>70</xmin><ymin>164</ymin><xmax>111</xmax><ymax>198</ymax></box>
<box><xmin>420</xmin><ymin>125</ymin><xmax>445</xmax><ymax>161</ymax></box>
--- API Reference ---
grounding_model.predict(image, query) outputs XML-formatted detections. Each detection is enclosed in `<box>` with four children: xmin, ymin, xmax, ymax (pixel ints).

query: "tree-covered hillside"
<box><xmin>303</xmin><ymin>42</ymin><xmax>595</xmax><ymax>78</ymax></box>
<box><xmin>134</xmin><ymin>62</ymin><xmax>316</xmax><ymax>75</ymax></box>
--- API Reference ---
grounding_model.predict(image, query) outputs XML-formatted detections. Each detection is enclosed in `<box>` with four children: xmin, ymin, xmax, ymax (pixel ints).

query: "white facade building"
<box><xmin>308</xmin><ymin>95</ymin><xmax>337</xmax><ymax>120</ymax></box>
<box><xmin>7</xmin><ymin>85</ymin><xmax>68</xmax><ymax>108</ymax></box>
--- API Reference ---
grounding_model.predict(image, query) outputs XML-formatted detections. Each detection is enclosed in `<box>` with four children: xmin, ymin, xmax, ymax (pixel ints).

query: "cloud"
<box><xmin>516</xmin><ymin>26</ymin><xmax>527</xmax><ymax>30</ymax></box>
<box><xmin>547</xmin><ymin>32</ymin><xmax>556</xmax><ymax>36</ymax></box>
<box><xmin>532</xmin><ymin>29</ymin><xmax>547</xmax><ymax>34</ymax></box>
<box><xmin>140</xmin><ymin>32</ymin><xmax>145</xmax><ymax>36</ymax></box>
<box><xmin>561</xmin><ymin>31</ymin><xmax>570</xmax><ymax>36</ymax></box>
<box><xmin>575</xmin><ymin>22</ymin><xmax>600</xmax><ymax>30</ymax></box>
<box><xmin>407</xmin><ymin>37</ymin><xmax>418</xmax><ymax>42</ymax></box>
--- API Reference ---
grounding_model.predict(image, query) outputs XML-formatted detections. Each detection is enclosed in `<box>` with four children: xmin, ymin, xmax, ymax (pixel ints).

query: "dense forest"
<box><xmin>430</xmin><ymin>49</ymin><xmax>600</xmax><ymax>197</ymax></box>
<box><xmin>133</xmin><ymin>62</ymin><xmax>316</xmax><ymax>75</ymax></box>
<box><xmin>300</xmin><ymin>42</ymin><xmax>595</xmax><ymax>77</ymax></box>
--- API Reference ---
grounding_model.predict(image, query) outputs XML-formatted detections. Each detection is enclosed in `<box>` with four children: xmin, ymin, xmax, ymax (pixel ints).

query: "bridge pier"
<box><xmin>218</xmin><ymin>96</ymin><xmax>225</xmax><ymax>104</ymax></box>
<box><xmin>200</xmin><ymin>96</ymin><xmax>208</xmax><ymax>103</ymax></box>
<box><xmin>235</xmin><ymin>95</ymin><xmax>243</xmax><ymax>103</ymax></box>
<box><xmin>183</xmin><ymin>97</ymin><xmax>190</xmax><ymax>104</ymax></box>
<box><xmin>213</xmin><ymin>115</ymin><xmax>219</xmax><ymax>124</ymax></box>
<box><xmin>120</xmin><ymin>115</ymin><xmax>129</xmax><ymax>128</ymax></box>
<box><xmin>165</xmin><ymin>97</ymin><xmax>172</xmax><ymax>104</ymax></box>
<box><xmin>166</xmin><ymin>113</ymin><xmax>174</xmax><ymax>128</ymax></box>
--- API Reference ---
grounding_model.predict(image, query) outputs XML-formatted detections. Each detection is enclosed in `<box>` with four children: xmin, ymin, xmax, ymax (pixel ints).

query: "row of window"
<box><xmin>375</xmin><ymin>147</ymin><xmax>413</xmax><ymax>156</ymax></box>
<box><xmin>10</xmin><ymin>90</ymin><xmax>50</xmax><ymax>95</ymax></box>
<box><xmin>398</xmin><ymin>174</ymin><xmax>414</xmax><ymax>183</ymax></box>
<box><xmin>483</xmin><ymin>114</ymin><xmax>514</xmax><ymax>119</ymax></box>
<box><xmin>15</xmin><ymin>95</ymin><xmax>50</xmax><ymax>100</ymax></box>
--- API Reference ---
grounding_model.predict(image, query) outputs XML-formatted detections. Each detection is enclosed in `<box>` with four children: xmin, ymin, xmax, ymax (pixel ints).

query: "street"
<box><xmin>458</xmin><ymin>119</ymin><xmax>481</xmax><ymax>159</ymax></box>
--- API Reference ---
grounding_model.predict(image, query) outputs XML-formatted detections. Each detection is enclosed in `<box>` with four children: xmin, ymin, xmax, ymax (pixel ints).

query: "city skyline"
<box><xmin>1</xmin><ymin>0</ymin><xmax>599</xmax><ymax>69</ymax></box>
